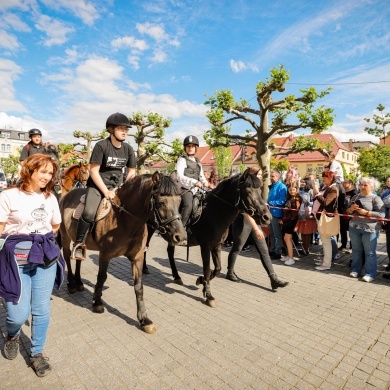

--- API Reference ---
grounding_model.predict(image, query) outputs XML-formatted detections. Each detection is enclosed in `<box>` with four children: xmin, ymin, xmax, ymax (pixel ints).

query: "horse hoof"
<box><xmin>206</xmin><ymin>299</ymin><xmax>216</xmax><ymax>308</ymax></box>
<box><xmin>92</xmin><ymin>305</ymin><xmax>105</xmax><ymax>313</ymax></box>
<box><xmin>143</xmin><ymin>268</ymin><xmax>150</xmax><ymax>275</ymax></box>
<box><xmin>174</xmin><ymin>278</ymin><xmax>183</xmax><ymax>285</ymax></box>
<box><xmin>76</xmin><ymin>284</ymin><xmax>85</xmax><ymax>291</ymax></box>
<box><xmin>196</xmin><ymin>276</ymin><xmax>203</xmax><ymax>286</ymax></box>
<box><xmin>67</xmin><ymin>287</ymin><xmax>77</xmax><ymax>294</ymax></box>
<box><xmin>142</xmin><ymin>324</ymin><xmax>157</xmax><ymax>334</ymax></box>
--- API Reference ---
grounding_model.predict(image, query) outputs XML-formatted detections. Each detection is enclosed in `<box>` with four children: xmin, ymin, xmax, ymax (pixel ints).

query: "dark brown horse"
<box><xmin>59</xmin><ymin>172</ymin><xmax>186</xmax><ymax>333</ymax></box>
<box><xmin>147</xmin><ymin>168</ymin><xmax>272</xmax><ymax>307</ymax></box>
<box><xmin>60</xmin><ymin>163</ymin><xmax>89</xmax><ymax>196</ymax></box>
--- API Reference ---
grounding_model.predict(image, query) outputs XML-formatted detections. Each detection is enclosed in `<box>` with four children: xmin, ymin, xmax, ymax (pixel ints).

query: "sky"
<box><xmin>1</xmin><ymin>0</ymin><xmax>390</xmax><ymax>148</ymax></box>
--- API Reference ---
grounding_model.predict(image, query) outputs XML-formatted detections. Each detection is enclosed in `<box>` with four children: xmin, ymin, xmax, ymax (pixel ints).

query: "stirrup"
<box><xmin>71</xmin><ymin>243</ymin><xmax>87</xmax><ymax>260</ymax></box>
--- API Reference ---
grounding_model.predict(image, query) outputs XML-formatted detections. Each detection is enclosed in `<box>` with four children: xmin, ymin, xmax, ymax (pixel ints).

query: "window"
<box><xmin>1</xmin><ymin>144</ymin><xmax>5</xmax><ymax>152</ymax></box>
<box><xmin>2</xmin><ymin>133</ymin><xmax>10</xmax><ymax>139</ymax></box>
<box><xmin>342</xmin><ymin>152</ymin><xmax>345</xmax><ymax>159</ymax></box>
<box><xmin>19</xmin><ymin>133</ymin><xmax>25</xmax><ymax>140</ymax></box>
<box><xmin>307</xmin><ymin>164</ymin><xmax>313</xmax><ymax>173</ymax></box>
<box><xmin>6</xmin><ymin>144</ymin><xmax>11</xmax><ymax>152</ymax></box>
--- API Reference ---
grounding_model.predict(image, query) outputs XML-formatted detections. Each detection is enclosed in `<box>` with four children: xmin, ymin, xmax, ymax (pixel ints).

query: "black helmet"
<box><xmin>28</xmin><ymin>128</ymin><xmax>42</xmax><ymax>137</ymax></box>
<box><xmin>183</xmin><ymin>135</ymin><xmax>199</xmax><ymax>147</ymax></box>
<box><xmin>106</xmin><ymin>113</ymin><xmax>131</xmax><ymax>129</ymax></box>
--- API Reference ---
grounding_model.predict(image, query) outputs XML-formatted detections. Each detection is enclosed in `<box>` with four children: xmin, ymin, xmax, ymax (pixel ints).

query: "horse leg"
<box><xmin>143</xmin><ymin>225</ymin><xmax>155</xmax><ymax>275</ymax></box>
<box><xmin>74</xmin><ymin>260</ymin><xmax>84</xmax><ymax>291</ymax></box>
<box><xmin>92</xmin><ymin>258</ymin><xmax>109</xmax><ymax>313</ymax></box>
<box><xmin>196</xmin><ymin>246</ymin><xmax>216</xmax><ymax>308</ymax></box>
<box><xmin>167</xmin><ymin>244</ymin><xmax>183</xmax><ymax>285</ymax></box>
<box><xmin>210</xmin><ymin>245</ymin><xmax>222</xmax><ymax>280</ymax></box>
<box><xmin>132</xmin><ymin>256</ymin><xmax>156</xmax><ymax>334</ymax></box>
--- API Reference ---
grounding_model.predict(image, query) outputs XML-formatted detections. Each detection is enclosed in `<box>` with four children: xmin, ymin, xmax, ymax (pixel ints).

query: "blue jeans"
<box><xmin>349</xmin><ymin>226</ymin><xmax>379</xmax><ymax>278</ymax></box>
<box><xmin>269</xmin><ymin>217</ymin><xmax>283</xmax><ymax>255</ymax></box>
<box><xmin>6</xmin><ymin>262</ymin><xmax>57</xmax><ymax>355</ymax></box>
<box><xmin>331</xmin><ymin>236</ymin><xmax>338</xmax><ymax>259</ymax></box>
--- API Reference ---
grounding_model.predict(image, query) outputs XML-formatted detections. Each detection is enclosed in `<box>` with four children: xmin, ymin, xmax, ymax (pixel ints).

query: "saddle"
<box><xmin>188</xmin><ymin>190</ymin><xmax>208</xmax><ymax>226</ymax></box>
<box><xmin>72</xmin><ymin>194</ymin><xmax>112</xmax><ymax>223</ymax></box>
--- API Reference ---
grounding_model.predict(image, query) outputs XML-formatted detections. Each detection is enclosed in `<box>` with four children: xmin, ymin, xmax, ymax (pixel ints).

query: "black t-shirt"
<box><xmin>19</xmin><ymin>142</ymin><xmax>47</xmax><ymax>161</ymax></box>
<box><xmin>87</xmin><ymin>138</ymin><xmax>136</xmax><ymax>189</ymax></box>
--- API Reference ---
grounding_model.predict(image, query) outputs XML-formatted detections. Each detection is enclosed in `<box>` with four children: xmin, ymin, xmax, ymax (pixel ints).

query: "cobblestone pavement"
<box><xmin>1</xmin><ymin>233</ymin><xmax>390</xmax><ymax>390</ymax></box>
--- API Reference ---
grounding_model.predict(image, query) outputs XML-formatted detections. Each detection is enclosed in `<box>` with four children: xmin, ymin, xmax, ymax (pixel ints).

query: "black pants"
<box><xmin>81</xmin><ymin>187</ymin><xmax>103</xmax><ymax>223</ymax></box>
<box><xmin>340</xmin><ymin>218</ymin><xmax>350</xmax><ymax>248</ymax></box>
<box><xmin>228</xmin><ymin>214</ymin><xmax>275</xmax><ymax>276</ymax></box>
<box><xmin>180</xmin><ymin>191</ymin><xmax>193</xmax><ymax>227</ymax></box>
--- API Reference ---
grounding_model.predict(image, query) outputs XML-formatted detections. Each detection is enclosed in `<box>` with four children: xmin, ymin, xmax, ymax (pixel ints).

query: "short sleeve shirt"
<box><xmin>0</xmin><ymin>188</ymin><xmax>61</xmax><ymax>234</ymax></box>
<box><xmin>87</xmin><ymin>138</ymin><xmax>136</xmax><ymax>188</ymax></box>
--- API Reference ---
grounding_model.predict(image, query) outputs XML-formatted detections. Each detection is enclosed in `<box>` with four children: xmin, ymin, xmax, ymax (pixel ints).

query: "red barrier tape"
<box><xmin>267</xmin><ymin>205</ymin><xmax>389</xmax><ymax>222</ymax></box>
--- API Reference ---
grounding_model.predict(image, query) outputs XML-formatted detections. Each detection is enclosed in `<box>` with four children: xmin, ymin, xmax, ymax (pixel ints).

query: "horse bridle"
<box><xmin>61</xmin><ymin>165</ymin><xmax>88</xmax><ymax>191</ymax></box>
<box><xmin>111</xmin><ymin>187</ymin><xmax>181</xmax><ymax>235</ymax></box>
<box><xmin>209</xmin><ymin>176</ymin><xmax>257</xmax><ymax>217</ymax></box>
<box><xmin>149</xmin><ymin>189</ymin><xmax>181</xmax><ymax>234</ymax></box>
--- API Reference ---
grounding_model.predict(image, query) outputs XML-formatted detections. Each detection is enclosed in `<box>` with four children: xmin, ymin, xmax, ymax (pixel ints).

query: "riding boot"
<box><xmin>72</xmin><ymin>217</ymin><xmax>90</xmax><ymax>260</ymax></box>
<box><xmin>226</xmin><ymin>269</ymin><xmax>242</xmax><ymax>282</ymax></box>
<box><xmin>269</xmin><ymin>273</ymin><xmax>289</xmax><ymax>290</ymax></box>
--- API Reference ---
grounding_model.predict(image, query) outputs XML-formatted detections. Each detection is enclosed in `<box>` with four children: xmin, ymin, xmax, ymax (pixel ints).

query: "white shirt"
<box><xmin>329</xmin><ymin>160</ymin><xmax>344</xmax><ymax>182</ymax></box>
<box><xmin>0</xmin><ymin>188</ymin><xmax>61</xmax><ymax>235</ymax></box>
<box><xmin>176</xmin><ymin>155</ymin><xmax>208</xmax><ymax>192</ymax></box>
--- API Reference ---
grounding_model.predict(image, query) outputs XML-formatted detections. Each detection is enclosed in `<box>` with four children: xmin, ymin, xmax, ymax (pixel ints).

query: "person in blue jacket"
<box><xmin>267</xmin><ymin>170</ymin><xmax>287</xmax><ymax>259</ymax></box>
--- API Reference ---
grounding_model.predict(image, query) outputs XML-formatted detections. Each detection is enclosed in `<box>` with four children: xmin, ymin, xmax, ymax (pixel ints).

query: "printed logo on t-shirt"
<box><xmin>106</xmin><ymin>157</ymin><xmax>126</xmax><ymax>168</ymax></box>
<box><xmin>27</xmin><ymin>204</ymin><xmax>48</xmax><ymax>233</ymax></box>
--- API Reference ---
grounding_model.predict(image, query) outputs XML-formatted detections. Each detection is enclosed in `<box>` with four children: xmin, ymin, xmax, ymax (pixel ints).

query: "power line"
<box><xmin>287</xmin><ymin>81</ymin><xmax>390</xmax><ymax>86</ymax></box>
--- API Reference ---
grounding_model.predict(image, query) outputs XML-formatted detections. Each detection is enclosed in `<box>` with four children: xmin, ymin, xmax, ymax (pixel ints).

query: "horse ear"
<box><xmin>152</xmin><ymin>171</ymin><xmax>161</xmax><ymax>186</ymax></box>
<box><xmin>241</xmin><ymin>168</ymin><xmax>251</xmax><ymax>180</ymax></box>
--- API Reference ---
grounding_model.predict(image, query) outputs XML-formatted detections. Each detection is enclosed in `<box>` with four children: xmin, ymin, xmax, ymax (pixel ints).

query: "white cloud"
<box><xmin>0</xmin><ymin>29</ymin><xmax>20</xmax><ymax>50</ymax></box>
<box><xmin>48</xmin><ymin>47</ymin><xmax>80</xmax><ymax>65</ymax></box>
<box><xmin>0</xmin><ymin>58</ymin><xmax>26</xmax><ymax>112</ymax></box>
<box><xmin>111</xmin><ymin>36</ymin><xmax>148</xmax><ymax>51</ymax></box>
<box><xmin>2</xmin><ymin>12</ymin><xmax>31</xmax><ymax>32</ymax></box>
<box><xmin>0</xmin><ymin>0</ymin><xmax>30</xmax><ymax>12</ymax></box>
<box><xmin>230</xmin><ymin>59</ymin><xmax>259</xmax><ymax>73</ymax></box>
<box><xmin>127</xmin><ymin>80</ymin><xmax>151</xmax><ymax>91</ymax></box>
<box><xmin>35</xmin><ymin>14</ymin><xmax>74</xmax><ymax>46</ymax></box>
<box><xmin>40</xmin><ymin>0</ymin><xmax>99</xmax><ymax>26</ymax></box>
<box><xmin>0</xmin><ymin>112</ymin><xmax>45</xmax><ymax>134</ymax></box>
<box><xmin>136</xmin><ymin>22</ymin><xmax>168</xmax><ymax>42</ymax></box>
<box><xmin>151</xmin><ymin>49</ymin><xmax>167</xmax><ymax>63</ymax></box>
<box><xmin>127</xmin><ymin>54</ymin><xmax>140</xmax><ymax>70</ymax></box>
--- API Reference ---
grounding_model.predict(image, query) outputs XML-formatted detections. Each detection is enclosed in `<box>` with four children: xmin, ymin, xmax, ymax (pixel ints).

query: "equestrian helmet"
<box><xmin>28</xmin><ymin>128</ymin><xmax>42</xmax><ymax>137</ymax></box>
<box><xmin>183</xmin><ymin>135</ymin><xmax>199</xmax><ymax>147</ymax></box>
<box><xmin>106</xmin><ymin>113</ymin><xmax>131</xmax><ymax>129</ymax></box>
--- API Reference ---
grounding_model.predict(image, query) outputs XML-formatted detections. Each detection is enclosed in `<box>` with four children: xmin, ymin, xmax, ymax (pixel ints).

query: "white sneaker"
<box><xmin>362</xmin><ymin>275</ymin><xmax>374</xmax><ymax>283</ymax></box>
<box><xmin>349</xmin><ymin>272</ymin><xmax>358</xmax><ymax>278</ymax></box>
<box><xmin>315</xmin><ymin>265</ymin><xmax>331</xmax><ymax>271</ymax></box>
<box><xmin>281</xmin><ymin>255</ymin><xmax>289</xmax><ymax>262</ymax></box>
<box><xmin>334</xmin><ymin>253</ymin><xmax>342</xmax><ymax>260</ymax></box>
<box><xmin>284</xmin><ymin>258</ymin><xmax>295</xmax><ymax>266</ymax></box>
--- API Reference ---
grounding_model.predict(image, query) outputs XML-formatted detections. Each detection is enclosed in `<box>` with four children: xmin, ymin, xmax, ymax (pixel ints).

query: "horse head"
<box><xmin>148</xmin><ymin>172</ymin><xmax>186</xmax><ymax>245</ymax></box>
<box><xmin>238</xmin><ymin>168</ymin><xmax>272</xmax><ymax>225</ymax></box>
<box><xmin>76</xmin><ymin>163</ymin><xmax>89</xmax><ymax>186</ymax></box>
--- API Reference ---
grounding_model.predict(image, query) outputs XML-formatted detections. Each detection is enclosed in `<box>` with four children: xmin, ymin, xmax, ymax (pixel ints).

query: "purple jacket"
<box><xmin>0</xmin><ymin>232</ymin><xmax>64</xmax><ymax>303</ymax></box>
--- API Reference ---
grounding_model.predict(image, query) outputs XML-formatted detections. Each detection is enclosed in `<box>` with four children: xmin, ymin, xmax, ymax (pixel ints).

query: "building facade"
<box><xmin>0</xmin><ymin>128</ymin><xmax>28</xmax><ymax>159</ymax></box>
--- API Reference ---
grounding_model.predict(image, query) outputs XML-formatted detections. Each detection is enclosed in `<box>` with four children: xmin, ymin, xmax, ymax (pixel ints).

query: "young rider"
<box><xmin>175</xmin><ymin>135</ymin><xmax>209</xmax><ymax>228</ymax></box>
<box><xmin>19</xmin><ymin>129</ymin><xmax>46</xmax><ymax>165</ymax></box>
<box><xmin>72</xmin><ymin>113</ymin><xmax>136</xmax><ymax>260</ymax></box>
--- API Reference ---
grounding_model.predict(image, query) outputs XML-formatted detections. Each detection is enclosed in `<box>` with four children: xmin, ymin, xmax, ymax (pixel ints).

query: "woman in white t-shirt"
<box><xmin>0</xmin><ymin>153</ymin><xmax>63</xmax><ymax>378</ymax></box>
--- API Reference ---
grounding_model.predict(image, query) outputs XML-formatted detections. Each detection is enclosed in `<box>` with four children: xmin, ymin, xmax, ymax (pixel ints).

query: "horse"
<box><xmin>60</xmin><ymin>163</ymin><xmax>89</xmax><ymax>196</ymax></box>
<box><xmin>59</xmin><ymin>172</ymin><xmax>186</xmax><ymax>333</ymax></box>
<box><xmin>146</xmin><ymin>168</ymin><xmax>272</xmax><ymax>307</ymax></box>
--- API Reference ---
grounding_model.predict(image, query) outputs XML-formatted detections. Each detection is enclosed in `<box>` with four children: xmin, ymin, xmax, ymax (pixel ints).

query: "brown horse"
<box><xmin>60</xmin><ymin>163</ymin><xmax>89</xmax><ymax>196</ymax></box>
<box><xmin>59</xmin><ymin>172</ymin><xmax>186</xmax><ymax>333</ymax></box>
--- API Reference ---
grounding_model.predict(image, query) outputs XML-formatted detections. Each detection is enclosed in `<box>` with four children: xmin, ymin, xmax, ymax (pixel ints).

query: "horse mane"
<box><xmin>210</xmin><ymin>170</ymin><xmax>262</xmax><ymax>197</ymax></box>
<box><xmin>121</xmin><ymin>173</ymin><xmax>181</xmax><ymax>196</ymax></box>
<box><xmin>62</xmin><ymin>164</ymin><xmax>80</xmax><ymax>175</ymax></box>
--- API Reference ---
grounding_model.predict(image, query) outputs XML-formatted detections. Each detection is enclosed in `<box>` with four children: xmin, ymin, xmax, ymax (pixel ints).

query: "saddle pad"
<box><xmin>72</xmin><ymin>197</ymin><xmax>112</xmax><ymax>222</ymax></box>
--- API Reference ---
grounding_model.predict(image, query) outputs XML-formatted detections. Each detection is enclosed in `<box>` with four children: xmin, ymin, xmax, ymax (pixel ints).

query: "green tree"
<box><xmin>0</xmin><ymin>154</ymin><xmax>19</xmax><ymax>179</ymax></box>
<box><xmin>164</xmin><ymin>139</ymin><xmax>184</xmax><ymax>173</ymax></box>
<box><xmin>204</xmin><ymin>65</ymin><xmax>334</xmax><ymax>196</ymax></box>
<box><xmin>57</xmin><ymin>143</ymin><xmax>88</xmax><ymax>166</ymax></box>
<box><xmin>128</xmin><ymin>112</ymin><xmax>172</xmax><ymax>174</ymax></box>
<box><xmin>212</xmin><ymin>145</ymin><xmax>233</xmax><ymax>179</ymax></box>
<box><xmin>270</xmin><ymin>157</ymin><xmax>289</xmax><ymax>173</ymax></box>
<box><xmin>364</xmin><ymin>104</ymin><xmax>390</xmax><ymax>143</ymax></box>
<box><xmin>357</xmin><ymin>145</ymin><xmax>390</xmax><ymax>180</ymax></box>
<box><xmin>73</xmin><ymin>130</ymin><xmax>107</xmax><ymax>160</ymax></box>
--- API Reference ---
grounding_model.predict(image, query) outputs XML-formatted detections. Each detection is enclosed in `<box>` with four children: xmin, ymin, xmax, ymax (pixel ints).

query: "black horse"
<box><xmin>145</xmin><ymin>168</ymin><xmax>272</xmax><ymax>307</ymax></box>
